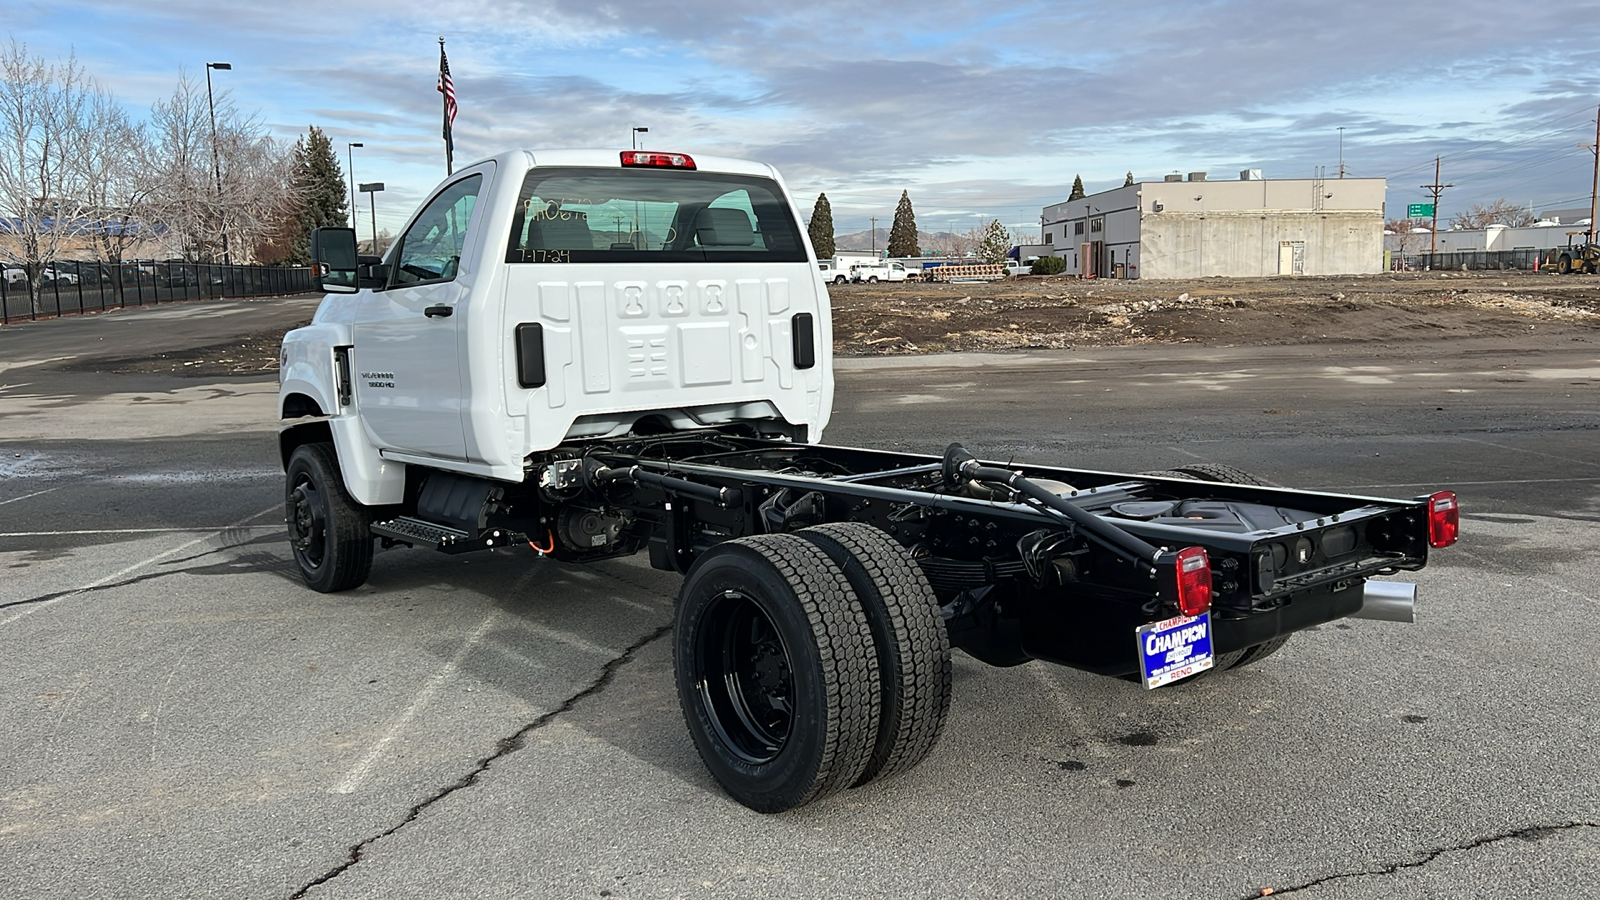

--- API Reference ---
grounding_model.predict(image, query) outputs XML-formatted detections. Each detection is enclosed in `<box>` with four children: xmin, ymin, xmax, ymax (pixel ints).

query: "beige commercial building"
<box><xmin>1034</xmin><ymin>172</ymin><xmax>1387</xmax><ymax>279</ymax></box>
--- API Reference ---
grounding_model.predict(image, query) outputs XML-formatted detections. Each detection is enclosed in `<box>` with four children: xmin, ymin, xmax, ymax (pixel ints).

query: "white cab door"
<box><xmin>353</xmin><ymin>171</ymin><xmax>488</xmax><ymax>459</ymax></box>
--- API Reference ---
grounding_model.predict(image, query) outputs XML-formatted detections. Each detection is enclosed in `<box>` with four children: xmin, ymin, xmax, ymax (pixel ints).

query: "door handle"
<box><xmin>424</xmin><ymin>305</ymin><xmax>453</xmax><ymax>318</ymax></box>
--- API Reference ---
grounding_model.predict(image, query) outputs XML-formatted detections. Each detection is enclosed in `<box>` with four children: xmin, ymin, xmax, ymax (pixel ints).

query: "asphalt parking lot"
<box><xmin>2</xmin><ymin>299</ymin><xmax>1597</xmax><ymax>899</ymax></box>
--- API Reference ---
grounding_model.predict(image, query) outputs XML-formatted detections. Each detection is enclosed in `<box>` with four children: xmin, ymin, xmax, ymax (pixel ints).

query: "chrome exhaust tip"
<box><xmin>1353</xmin><ymin>580</ymin><xmax>1416</xmax><ymax>623</ymax></box>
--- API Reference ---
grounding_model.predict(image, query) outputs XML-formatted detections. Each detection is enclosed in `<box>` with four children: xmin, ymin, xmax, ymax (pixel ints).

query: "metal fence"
<box><xmin>1396</xmin><ymin>249</ymin><xmax>1547</xmax><ymax>272</ymax></box>
<box><xmin>0</xmin><ymin>260</ymin><xmax>316</xmax><ymax>325</ymax></box>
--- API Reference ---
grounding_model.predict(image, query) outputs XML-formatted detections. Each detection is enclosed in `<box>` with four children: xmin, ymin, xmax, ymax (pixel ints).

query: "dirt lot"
<box><xmin>831</xmin><ymin>269</ymin><xmax>1600</xmax><ymax>355</ymax></box>
<box><xmin>82</xmin><ymin>270</ymin><xmax>1600</xmax><ymax>377</ymax></box>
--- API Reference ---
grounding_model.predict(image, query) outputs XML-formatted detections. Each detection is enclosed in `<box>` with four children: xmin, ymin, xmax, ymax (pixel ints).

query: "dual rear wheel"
<box><xmin>674</xmin><ymin>524</ymin><xmax>952</xmax><ymax>812</ymax></box>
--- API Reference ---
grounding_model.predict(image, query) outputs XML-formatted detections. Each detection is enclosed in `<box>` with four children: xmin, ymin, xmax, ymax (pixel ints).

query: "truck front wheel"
<box><xmin>285</xmin><ymin>442</ymin><xmax>373</xmax><ymax>593</ymax></box>
<box><xmin>675</xmin><ymin>535</ymin><xmax>880</xmax><ymax>812</ymax></box>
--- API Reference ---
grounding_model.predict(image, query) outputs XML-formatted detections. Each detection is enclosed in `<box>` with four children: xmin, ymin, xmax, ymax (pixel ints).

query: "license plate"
<box><xmin>1136</xmin><ymin>612</ymin><xmax>1214</xmax><ymax>689</ymax></box>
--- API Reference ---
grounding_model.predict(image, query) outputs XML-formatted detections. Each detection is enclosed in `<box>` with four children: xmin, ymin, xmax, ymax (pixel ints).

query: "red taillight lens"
<box><xmin>1427</xmin><ymin>490</ymin><xmax>1459</xmax><ymax>548</ymax></box>
<box><xmin>1175</xmin><ymin>546</ymin><xmax>1212</xmax><ymax>617</ymax></box>
<box><xmin>620</xmin><ymin>151</ymin><xmax>696</xmax><ymax>170</ymax></box>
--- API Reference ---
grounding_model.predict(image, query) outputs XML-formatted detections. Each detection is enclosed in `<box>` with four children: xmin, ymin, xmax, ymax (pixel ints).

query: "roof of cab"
<box><xmin>505</xmin><ymin>149</ymin><xmax>779</xmax><ymax>180</ymax></box>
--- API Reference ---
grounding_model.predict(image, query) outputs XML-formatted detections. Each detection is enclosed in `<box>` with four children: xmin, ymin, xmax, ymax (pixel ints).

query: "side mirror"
<box><xmin>356</xmin><ymin>254</ymin><xmax>389</xmax><ymax>290</ymax></box>
<box><xmin>311</xmin><ymin>227</ymin><xmax>359</xmax><ymax>293</ymax></box>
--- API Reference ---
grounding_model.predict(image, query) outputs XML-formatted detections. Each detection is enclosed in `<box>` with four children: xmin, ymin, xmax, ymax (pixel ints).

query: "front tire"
<box><xmin>1559</xmin><ymin>254</ymin><xmax>1573</xmax><ymax>275</ymax></box>
<box><xmin>285</xmin><ymin>442</ymin><xmax>373</xmax><ymax>592</ymax></box>
<box><xmin>675</xmin><ymin>535</ymin><xmax>880</xmax><ymax>812</ymax></box>
<box><xmin>798</xmin><ymin>523</ymin><xmax>952</xmax><ymax>785</ymax></box>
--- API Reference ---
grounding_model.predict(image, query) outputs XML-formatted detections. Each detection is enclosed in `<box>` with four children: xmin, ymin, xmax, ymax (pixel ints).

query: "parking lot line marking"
<box><xmin>0</xmin><ymin>488</ymin><xmax>57</xmax><ymax>507</ymax></box>
<box><xmin>0</xmin><ymin>502</ymin><xmax>280</xmax><ymax>628</ymax></box>
<box><xmin>1336</xmin><ymin>477</ymin><xmax>1600</xmax><ymax>490</ymax></box>
<box><xmin>0</xmin><ymin>526</ymin><xmax>281</xmax><ymax>536</ymax></box>
<box><xmin>333</xmin><ymin>610</ymin><xmax>501</xmax><ymax>796</ymax></box>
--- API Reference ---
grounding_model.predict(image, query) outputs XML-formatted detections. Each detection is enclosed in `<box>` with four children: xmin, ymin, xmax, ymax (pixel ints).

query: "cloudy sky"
<box><xmin>8</xmin><ymin>1</ymin><xmax>1600</xmax><ymax>239</ymax></box>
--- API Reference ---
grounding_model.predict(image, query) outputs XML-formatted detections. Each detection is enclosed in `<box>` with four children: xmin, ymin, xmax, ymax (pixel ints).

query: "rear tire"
<box><xmin>1142</xmin><ymin>463</ymin><xmax>1271</xmax><ymax>486</ymax></box>
<box><xmin>285</xmin><ymin>442</ymin><xmax>373</xmax><ymax>592</ymax></box>
<box><xmin>798</xmin><ymin>523</ymin><xmax>952</xmax><ymax>785</ymax></box>
<box><xmin>1229</xmin><ymin>634</ymin><xmax>1291</xmax><ymax>669</ymax></box>
<box><xmin>1140</xmin><ymin>463</ymin><xmax>1288</xmax><ymax>675</ymax></box>
<box><xmin>675</xmin><ymin>535</ymin><xmax>880</xmax><ymax>812</ymax></box>
<box><xmin>1559</xmin><ymin>254</ymin><xmax>1573</xmax><ymax>275</ymax></box>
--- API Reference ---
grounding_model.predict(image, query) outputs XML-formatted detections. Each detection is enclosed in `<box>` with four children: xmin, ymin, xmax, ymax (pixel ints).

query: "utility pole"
<box><xmin>1589</xmin><ymin>106</ymin><xmax>1599</xmax><ymax>246</ymax></box>
<box><xmin>870</xmin><ymin>216</ymin><xmax>877</xmax><ymax>255</ymax></box>
<box><xmin>1422</xmin><ymin>156</ymin><xmax>1453</xmax><ymax>257</ymax></box>
<box><xmin>1338</xmin><ymin>127</ymin><xmax>1346</xmax><ymax>179</ymax></box>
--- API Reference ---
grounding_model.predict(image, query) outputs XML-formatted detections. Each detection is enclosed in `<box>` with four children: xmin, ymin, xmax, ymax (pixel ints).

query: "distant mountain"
<box><xmin>832</xmin><ymin>229</ymin><xmax>957</xmax><ymax>254</ymax></box>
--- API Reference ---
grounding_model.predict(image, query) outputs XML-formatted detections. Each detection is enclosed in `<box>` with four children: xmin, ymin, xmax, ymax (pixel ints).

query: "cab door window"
<box><xmin>392</xmin><ymin>174</ymin><xmax>483</xmax><ymax>286</ymax></box>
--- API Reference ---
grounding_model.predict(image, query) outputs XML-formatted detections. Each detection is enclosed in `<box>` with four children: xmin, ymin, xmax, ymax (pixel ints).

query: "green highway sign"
<box><xmin>1408</xmin><ymin>203</ymin><xmax>1435</xmax><ymax>218</ymax></box>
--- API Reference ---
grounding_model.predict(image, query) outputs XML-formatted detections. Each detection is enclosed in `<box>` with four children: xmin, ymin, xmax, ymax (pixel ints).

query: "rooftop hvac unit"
<box><xmin>1240</xmin><ymin>169</ymin><xmax>1263</xmax><ymax>181</ymax></box>
<box><xmin>1188</xmin><ymin>172</ymin><xmax>1207</xmax><ymax>182</ymax></box>
<box><xmin>1164</xmin><ymin>173</ymin><xmax>1183</xmax><ymax>182</ymax></box>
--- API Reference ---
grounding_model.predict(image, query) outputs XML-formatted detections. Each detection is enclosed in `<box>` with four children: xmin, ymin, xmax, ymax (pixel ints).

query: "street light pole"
<box><xmin>205</xmin><ymin>62</ymin><xmax>232</xmax><ymax>264</ymax></box>
<box><xmin>347</xmin><ymin>142</ymin><xmax>364</xmax><ymax>237</ymax></box>
<box><xmin>360</xmin><ymin>183</ymin><xmax>384</xmax><ymax>253</ymax></box>
<box><xmin>632</xmin><ymin>126</ymin><xmax>648</xmax><ymax>150</ymax></box>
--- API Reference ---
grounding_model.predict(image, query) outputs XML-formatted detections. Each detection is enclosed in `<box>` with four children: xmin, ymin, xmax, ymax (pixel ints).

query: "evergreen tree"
<box><xmin>1068</xmin><ymin>174</ymin><xmax>1086</xmax><ymax>201</ymax></box>
<box><xmin>808</xmin><ymin>193</ymin><xmax>836</xmax><ymax>259</ymax></box>
<box><xmin>887</xmin><ymin>190</ymin><xmax>919</xmax><ymax>258</ymax></box>
<box><xmin>977</xmin><ymin>219</ymin><xmax>1011</xmax><ymax>265</ymax></box>
<box><xmin>287</xmin><ymin>125</ymin><xmax>349</xmax><ymax>264</ymax></box>
<box><xmin>1124</xmin><ymin>171</ymin><xmax>1135</xmax><ymax>187</ymax></box>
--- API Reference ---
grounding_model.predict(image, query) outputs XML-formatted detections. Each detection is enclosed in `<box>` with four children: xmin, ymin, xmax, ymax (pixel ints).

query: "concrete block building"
<box><xmin>1034</xmin><ymin>172</ymin><xmax>1387</xmax><ymax>279</ymax></box>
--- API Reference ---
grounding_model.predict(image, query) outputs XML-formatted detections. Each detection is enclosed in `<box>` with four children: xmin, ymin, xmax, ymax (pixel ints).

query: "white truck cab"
<box><xmin>280</xmin><ymin>149</ymin><xmax>833</xmax><ymax>504</ymax></box>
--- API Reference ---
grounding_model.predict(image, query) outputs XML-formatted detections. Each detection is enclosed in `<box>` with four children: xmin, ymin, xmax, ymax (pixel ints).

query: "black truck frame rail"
<box><xmin>366</xmin><ymin>432</ymin><xmax>1446</xmax><ymax>678</ymax></box>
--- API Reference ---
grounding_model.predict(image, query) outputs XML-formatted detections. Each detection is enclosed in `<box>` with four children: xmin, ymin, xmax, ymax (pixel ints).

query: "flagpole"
<box><xmin>439</xmin><ymin>36</ymin><xmax>454</xmax><ymax>176</ymax></box>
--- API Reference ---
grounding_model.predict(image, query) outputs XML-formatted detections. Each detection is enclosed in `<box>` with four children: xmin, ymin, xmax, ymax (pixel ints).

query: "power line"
<box><xmin>1381</xmin><ymin>101</ymin><xmax>1600</xmax><ymax>180</ymax></box>
<box><xmin>1422</xmin><ymin>156</ymin><xmax>1453</xmax><ymax>255</ymax></box>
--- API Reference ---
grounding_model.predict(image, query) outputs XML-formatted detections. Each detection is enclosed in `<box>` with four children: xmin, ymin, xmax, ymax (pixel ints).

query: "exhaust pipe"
<box><xmin>1352</xmin><ymin>580</ymin><xmax>1416</xmax><ymax>623</ymax></box>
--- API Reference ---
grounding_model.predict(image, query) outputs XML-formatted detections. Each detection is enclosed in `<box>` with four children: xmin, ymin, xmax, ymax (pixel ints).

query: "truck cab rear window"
<box><xmin>506</xmin><ymin>167</ymin><xmax>807</xmax><ymax>263</ymax></box>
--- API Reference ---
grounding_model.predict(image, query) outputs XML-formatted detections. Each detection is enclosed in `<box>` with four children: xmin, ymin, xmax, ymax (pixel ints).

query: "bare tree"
<box><xmin>0</xmin><ymin>41</ymin><xmax>102</xmax><ymax>312</ymax></box>
<box><xmin>1385</xmin><ymin>217</ymin><xmax>1423</xmax><ymax>269</ymax></box>
<box><xmin>144</xmin><ymin>72</ymin><xmax>293</xmax><ymax>263</ymax></box>
<box><xmin>79</xmin><ymin>91</ymin><xmax>152</xmax><ymax>276</ymax></box>
<box><xmin>1449</xmin><ymin>199</ymin><xmax>1536</xmax><ymax>230</ymax></box>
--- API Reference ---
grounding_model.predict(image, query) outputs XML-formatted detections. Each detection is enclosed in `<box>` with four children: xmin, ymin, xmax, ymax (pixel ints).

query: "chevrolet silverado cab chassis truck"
<box><xmin>278</xmin><ymin>149</ymin><xmax>1459</xmax><ymax>812</ymax></box>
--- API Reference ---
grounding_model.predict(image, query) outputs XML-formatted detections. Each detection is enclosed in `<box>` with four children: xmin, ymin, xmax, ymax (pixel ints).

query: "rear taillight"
<box><xmin>620</xmin><ymin>151</ymin><xmax>696</xmax><ymax>170</ymax></box>
<box><xmin>1175</xmin><ymin>546</ymin><xmax>1212</xmax><ymax>617</ymax></box>
<box><xmin>1427</xmin><ymin>491</ymin><xmax>1459</xmax><ymax>548</ymax></box>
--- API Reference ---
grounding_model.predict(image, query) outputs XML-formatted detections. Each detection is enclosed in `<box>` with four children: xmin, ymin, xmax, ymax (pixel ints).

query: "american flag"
<box><xmin>437</xmin><ymin>42</ymin><xmax>457</xmax><ymax>139</ymax></box>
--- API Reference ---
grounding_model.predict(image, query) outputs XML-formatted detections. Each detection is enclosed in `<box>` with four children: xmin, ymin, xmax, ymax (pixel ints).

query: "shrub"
<box><xmin>1029</xmin><ymin>255</ymin><xmax>1067</xmax><ymax>276</ymax></box>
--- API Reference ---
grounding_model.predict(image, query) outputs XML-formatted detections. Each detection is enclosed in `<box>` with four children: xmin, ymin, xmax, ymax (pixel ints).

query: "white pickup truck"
<box><xmin>281</xmin><ymin>148</ymin><xmax>1456</xmax><ymax>812</ymax></box>
<box><xmin>850</xmin><ymin>261</ymin><xmax>910</xmax><ymax>282</ymax></box>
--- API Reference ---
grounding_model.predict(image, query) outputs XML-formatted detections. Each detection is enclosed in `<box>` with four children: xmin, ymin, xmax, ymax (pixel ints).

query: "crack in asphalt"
<box><xmin>1239</xmin><ymin>821</ymin><xmax>1600</xmax><ymax>898</ymax></box>
<box><xmin>0</xmin><ymin>546</ymin><xmax>295</xmax><ymax>612</ymax></box>
<box><xmin>288</xmin><ymin>621</ymin><xmax>675</xmax><ymax>900</ymax></box>
<box><xmin>0</xmin><ymin>569</ymin><xmax>191</xmax><ymax>611</ymax></box>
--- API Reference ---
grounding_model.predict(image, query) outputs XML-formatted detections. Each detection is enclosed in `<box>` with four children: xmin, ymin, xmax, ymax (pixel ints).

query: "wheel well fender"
<box><xmin>281</xmin><ymin>392</ymin><xmax>325</xmax><ymax>420</ymax></box>
<box><xmin>279</xmin><ymin>420</ymin><xmax>333</xmax><ymax>471</ymax></box>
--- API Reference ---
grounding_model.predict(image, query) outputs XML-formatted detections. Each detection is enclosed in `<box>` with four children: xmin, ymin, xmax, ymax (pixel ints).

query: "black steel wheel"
<box><xmin>675</xmin><ymin>535</ymin><xmax>880</xmax><ymax>812</ymax></box>
<box><xmin>285</xmin><ymin>441</ymin><xmax>373</xmax><ymax>593</ymax></box>
<box><xmin>798</xmin><ymin>523</ymin><xmax>951</xmax><ymax>786</ymax></box>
